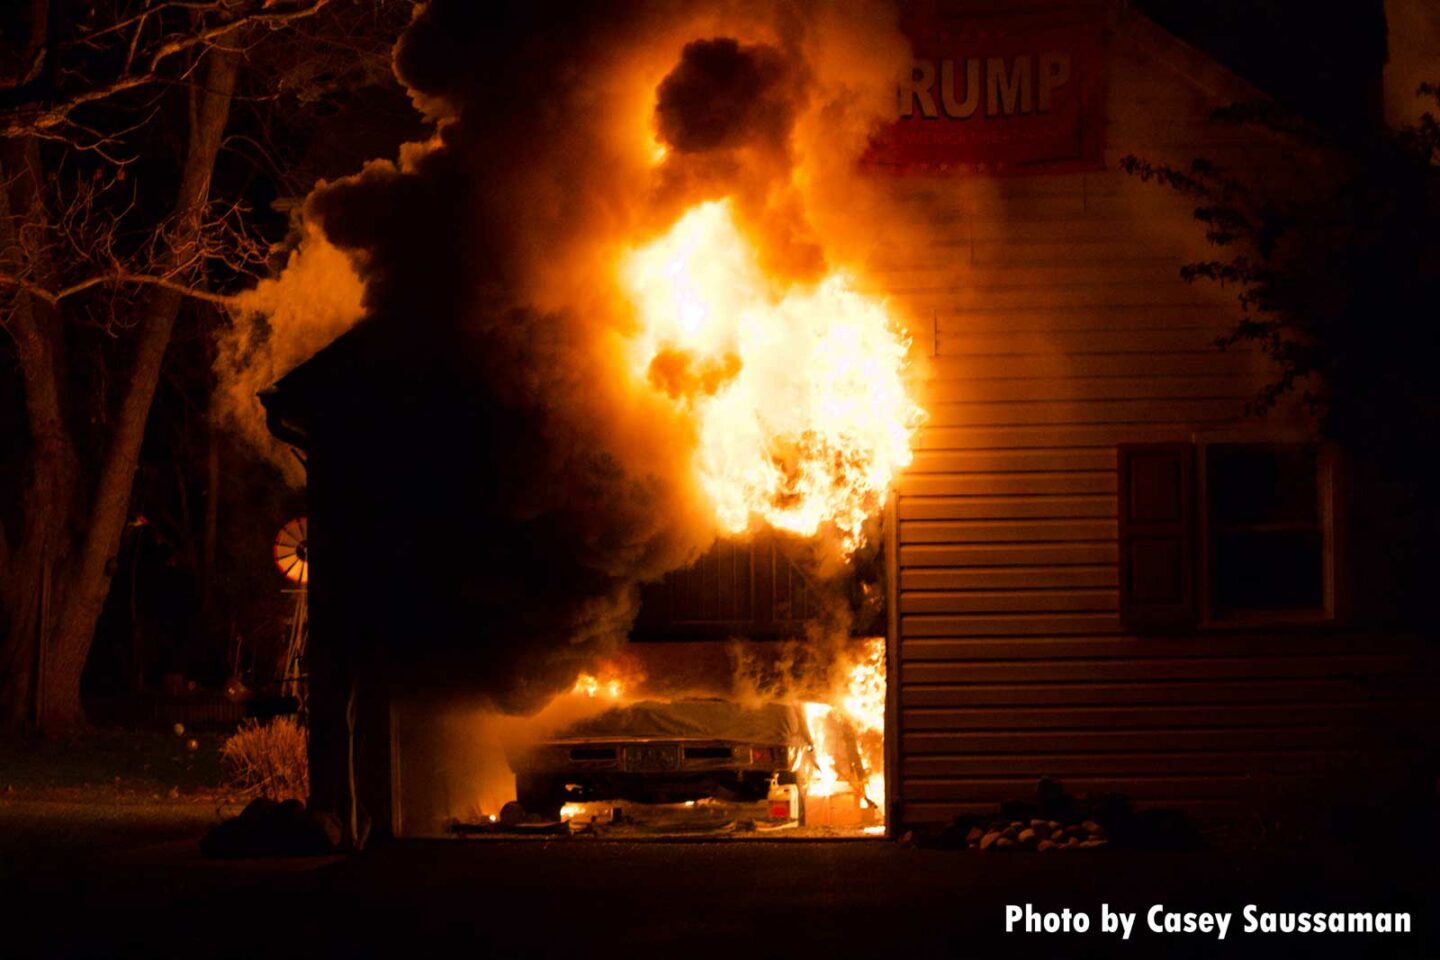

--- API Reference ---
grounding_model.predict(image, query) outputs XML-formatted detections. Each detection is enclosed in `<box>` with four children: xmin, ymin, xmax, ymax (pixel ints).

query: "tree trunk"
<box><xmin>0</xmin><ymin>136</ymin><xmax>77</xmax><ymax>729</ymax></box>
<box><xmin>201</xmin><ymin>331</ymin><xmax>222</xmax><ymax>627</ymax></box>
<box><xmin>25</xmin><ymin>46</ymin><xmax>241</xmax><ymax>733</ymax></box>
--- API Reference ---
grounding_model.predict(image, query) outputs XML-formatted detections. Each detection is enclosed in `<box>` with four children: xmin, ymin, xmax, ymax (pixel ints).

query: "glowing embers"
<box><xmin>621</xmin><ymin>201</ymin><xmax>923</xmax><ymax>554</ymax></box>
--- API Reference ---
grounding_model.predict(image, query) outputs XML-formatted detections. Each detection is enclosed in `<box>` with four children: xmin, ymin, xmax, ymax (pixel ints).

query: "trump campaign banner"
<box><xmin>865</xmin><ymin>4</ymin><xmax>1108</xmax><ymax>174</ymax></box>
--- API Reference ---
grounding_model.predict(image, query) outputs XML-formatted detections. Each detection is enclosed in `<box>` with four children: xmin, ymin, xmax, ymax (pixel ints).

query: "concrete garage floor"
<box><xmin>1</xmin><ymin>812</ymin><xmax>1434</xmax><ymax>959</ymax></box>
<box><xmin>451</xmin><ymin>797</ymin><xmax>884</xmax><ymax>838</ymax></box>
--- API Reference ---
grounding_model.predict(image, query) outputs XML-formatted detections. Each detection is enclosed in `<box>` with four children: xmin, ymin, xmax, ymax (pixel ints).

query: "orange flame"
<box><xmin>622</xmin><ymin>200</ymin><xmax>923</xmax><ymax>554</ymax></box>
<box><xmin>841</xmin><ymin>635</ymin><xmax>886</xmax><ymax>736</ymax></box>
<box><xmin>571</xmin><ymin>663</ymin><xmax>636</xmax><ymax>701</ymax></box>
<box><xmin>803</xmin><ymin>637</ymin><xmax>886</xmax><ymax>807</ymax></box>
<box><xmin>803</xmin><ymin>701</ymin><xmax>842</xmax><ymax>798</ymax></box>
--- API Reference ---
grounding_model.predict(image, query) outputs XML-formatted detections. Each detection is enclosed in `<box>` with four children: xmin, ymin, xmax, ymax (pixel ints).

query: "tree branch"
<box><xmin>0</xmin><ymin>270</ymin><xmax>239</xmax><ymax>306</ymax></box>
<box><xmin>0</xmin><ymin>0</ymin><xmax>333</xmax><ymax>140</ymax></box>
<box><xmin>0</xmin><ymin>162</ymin><xmax>267</xmax><ymax>324</ymax></box>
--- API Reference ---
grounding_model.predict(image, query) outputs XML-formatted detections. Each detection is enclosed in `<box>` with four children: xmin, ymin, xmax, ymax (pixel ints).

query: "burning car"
<box><xmin>509</xmin><ymin>698</ymin><xmax>812</xmax><ymax>819</ymax></box>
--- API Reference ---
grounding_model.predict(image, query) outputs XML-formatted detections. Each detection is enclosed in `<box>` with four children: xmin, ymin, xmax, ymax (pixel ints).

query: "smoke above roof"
<box><xmin>218</xmin><ymin>0</ymin><xmax>912</xmax><ymax>712</ymax></box>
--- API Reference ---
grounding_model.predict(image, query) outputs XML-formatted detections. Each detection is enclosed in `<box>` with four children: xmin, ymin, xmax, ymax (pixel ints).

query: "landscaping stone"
<box><xmin>202</xmin><ymin>797</ymin><xmax>339</xmax><ymax>858</ymax></box>
<box><xmin>935</xmin><ymin>778</ymin><xmax>1201</xmax><ymax>853</ymax></box>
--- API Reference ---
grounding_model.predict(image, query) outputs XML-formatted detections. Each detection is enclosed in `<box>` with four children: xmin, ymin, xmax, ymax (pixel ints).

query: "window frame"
<box><xmin>1192</xmin><ymin>428</ymin><xmax>1344</xmax><ymax>629</ymax></box>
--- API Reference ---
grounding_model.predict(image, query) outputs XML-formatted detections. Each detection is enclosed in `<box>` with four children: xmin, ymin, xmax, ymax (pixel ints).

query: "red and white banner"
<box><xmin>864</xmin><ymin>6</ymin><xmax>1107</xmax><ymax>175</ymax></box>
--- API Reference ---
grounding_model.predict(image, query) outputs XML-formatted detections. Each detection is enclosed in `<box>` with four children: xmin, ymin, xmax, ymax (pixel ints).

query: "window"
<box><xmin>1205</xmin><ymin>443</ymin><xmax>1326</xmax><ymax>618</ymax></box>
<box><xmin>1118</xmin><ymin>439</ymin><xmax>1336</xmax><ymax>631</ymax></box>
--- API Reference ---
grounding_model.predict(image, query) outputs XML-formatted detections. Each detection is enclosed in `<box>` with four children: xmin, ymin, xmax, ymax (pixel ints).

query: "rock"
<box><xmin>1051</xmin><ymin>828</ymin><xmax>1066</xmax><ymax>841</ymax></box>
<box><xmin>301</xmin><ymin>809</ymin><xmax>341</xmax><ymax>853</ymax></box>
<box><xmin>936</xmin><ymin>819</ymin><xmax>981</xmax><ymax>849</ymax></box>
<box><xmin>1009</xmin><ymin>821</ymin><xmax>1024</xmax><ymax>831</ymax></box>
<box><xmin>1017</xmin><ymin>828</ymin><xmax>1037</xmax><ymax>844</ymax></box>
<box><xmin>240</xmin><ymin>797</ymin><xmax>278</xmax><ymax>821</ymax></box>
<box><xmin>1047</xmin><ymin>820</ymin><xmax>1062</xmax><ymax>830</ymax></box>
<box><xmin>979</xmin><ymin>830</ymin><xmax>1002</xmax><ymax>850</ymax></box>
<box><xmin>1029</xmin><ymin>818</ymin><xmax>1048</xmax><ymax>830</ymax></box>
<box><xmin>1037</xmin><ymin>839</ymin><xmax>1057</xmax><ymax>851</ymax></box>
<box><xmin>202</xmin><ymin>798</ymin><xmax>340</xmax><ymax>858</ymax></box>
<box><xmin>200</xmin><ymin>817</ymin><xmax>249</xmax><ymax>858</ymax></box>
<box><xmin>1065</xmin><ymin>835</ymin><xmax>1080</xmax><ymax>847</ymax></box>
<box><xmin>1079</xmin><ymin>838</ymin><xmax>1109</xmax><ymax>848</ymax></box>
<box><xmin>995</xmin><ymin>837</ymin><xmax>1015</xmax><ymax>848</ymax></box>
<box><xmin>1081</xmin><ymin>820</ymin><xmax>1101</xmax><ymax>834</ymax></box>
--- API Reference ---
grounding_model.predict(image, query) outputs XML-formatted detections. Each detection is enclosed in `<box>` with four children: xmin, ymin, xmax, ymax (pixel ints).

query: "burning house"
<box><xmin>247</xmin><ymin>0</ymin><xmax>1433</xmax><ymax>847</ymax></box>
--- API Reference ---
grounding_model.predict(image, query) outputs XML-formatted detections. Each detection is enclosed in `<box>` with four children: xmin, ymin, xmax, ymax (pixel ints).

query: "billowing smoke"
<box><xmin>215</xmin><ymin>224</ymin><xmax>365</xmax><ymax>486</ymax></box>
<box><xmin>217</xmin><ymin>0</ymin><xmax>911</xmax><ymax>714</ymax></box>
<box><xmin>656</xmin><ymin>38</ymin><xmax>799</xmax><ymax>154</ymax></box>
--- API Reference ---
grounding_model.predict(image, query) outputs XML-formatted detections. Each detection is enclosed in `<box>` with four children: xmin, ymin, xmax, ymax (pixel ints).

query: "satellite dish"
<box><xmin>273</xmin><ymin>517</ymin><xmax>309</xmax><ymax>584</ymax></box>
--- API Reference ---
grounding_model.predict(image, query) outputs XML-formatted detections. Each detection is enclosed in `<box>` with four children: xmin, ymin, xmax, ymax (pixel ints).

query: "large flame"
<box><xmin>621</xmin><ymin>200</ymin><xmax>923</xmax><ymax>553</ymax></box>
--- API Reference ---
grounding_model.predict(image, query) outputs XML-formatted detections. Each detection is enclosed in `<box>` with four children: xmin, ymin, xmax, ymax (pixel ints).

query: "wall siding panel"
<box><xmin>881</xmin><ymin>14</ymin><xmax>1425</xmax><ymax>827</ymax></box>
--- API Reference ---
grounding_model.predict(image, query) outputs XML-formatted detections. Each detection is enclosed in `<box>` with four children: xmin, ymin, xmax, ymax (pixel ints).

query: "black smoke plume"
<box><xmin>655</xmin><ymin>38</ymin><xmax>799</xmax><ymax>154</ymax></box>
<box><xmin>236</xmin><ymin>0</ymin><xmax>907</xmax><ymax>714</ymax></box>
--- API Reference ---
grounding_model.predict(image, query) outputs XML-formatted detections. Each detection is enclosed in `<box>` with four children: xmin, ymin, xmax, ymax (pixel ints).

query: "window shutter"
<box><xmin>1118</xmin><ymin>443</ymin><xmax>1197</xmax><ymax>631</ymax></box>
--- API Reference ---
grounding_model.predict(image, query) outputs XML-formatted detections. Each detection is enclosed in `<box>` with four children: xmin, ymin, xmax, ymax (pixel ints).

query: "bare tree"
<box><xmin>0</xmin><ymin>0</ymin><xmax>338</xmax><ymax>732</ymax></box>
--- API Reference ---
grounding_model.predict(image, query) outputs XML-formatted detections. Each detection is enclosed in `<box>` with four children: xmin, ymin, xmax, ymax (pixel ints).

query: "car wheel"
<box><xmin>516</xmin><ymin>774</ymin><xmax>566</xmax><ymax>821</ymax></box>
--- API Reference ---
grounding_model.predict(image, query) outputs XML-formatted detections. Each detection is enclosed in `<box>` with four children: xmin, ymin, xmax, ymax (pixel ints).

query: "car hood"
<box><xmin>550</xmin><ymin>699</ymin><xmax>811</xmax><ymax>746</ymax></box>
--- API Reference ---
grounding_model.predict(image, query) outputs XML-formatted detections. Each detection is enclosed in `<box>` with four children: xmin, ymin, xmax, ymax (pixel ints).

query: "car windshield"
<box><xmin>553</xmin><ymin>699</ymin><xmax>811</xmax><ymax>746</ymax></box>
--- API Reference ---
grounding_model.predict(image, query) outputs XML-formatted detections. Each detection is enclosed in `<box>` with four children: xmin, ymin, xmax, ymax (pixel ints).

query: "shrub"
<box><xmin>220</xmin><ymin>717</ymin><xmax>309</xmax><ymax>801</ymax></box>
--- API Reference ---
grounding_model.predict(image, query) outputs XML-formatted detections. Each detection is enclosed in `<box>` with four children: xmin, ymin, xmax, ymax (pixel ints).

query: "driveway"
<box><xmin>1</xmin><ymin>808</ymin><xmax>1433</xmax><ymax>960</ymax></box>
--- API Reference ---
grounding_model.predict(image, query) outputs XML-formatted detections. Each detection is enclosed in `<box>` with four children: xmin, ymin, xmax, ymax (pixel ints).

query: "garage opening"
<box><xmin>392</xmin><ymin>529</ymin><xmax>893</xmax><ymax>839</ymax></box>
